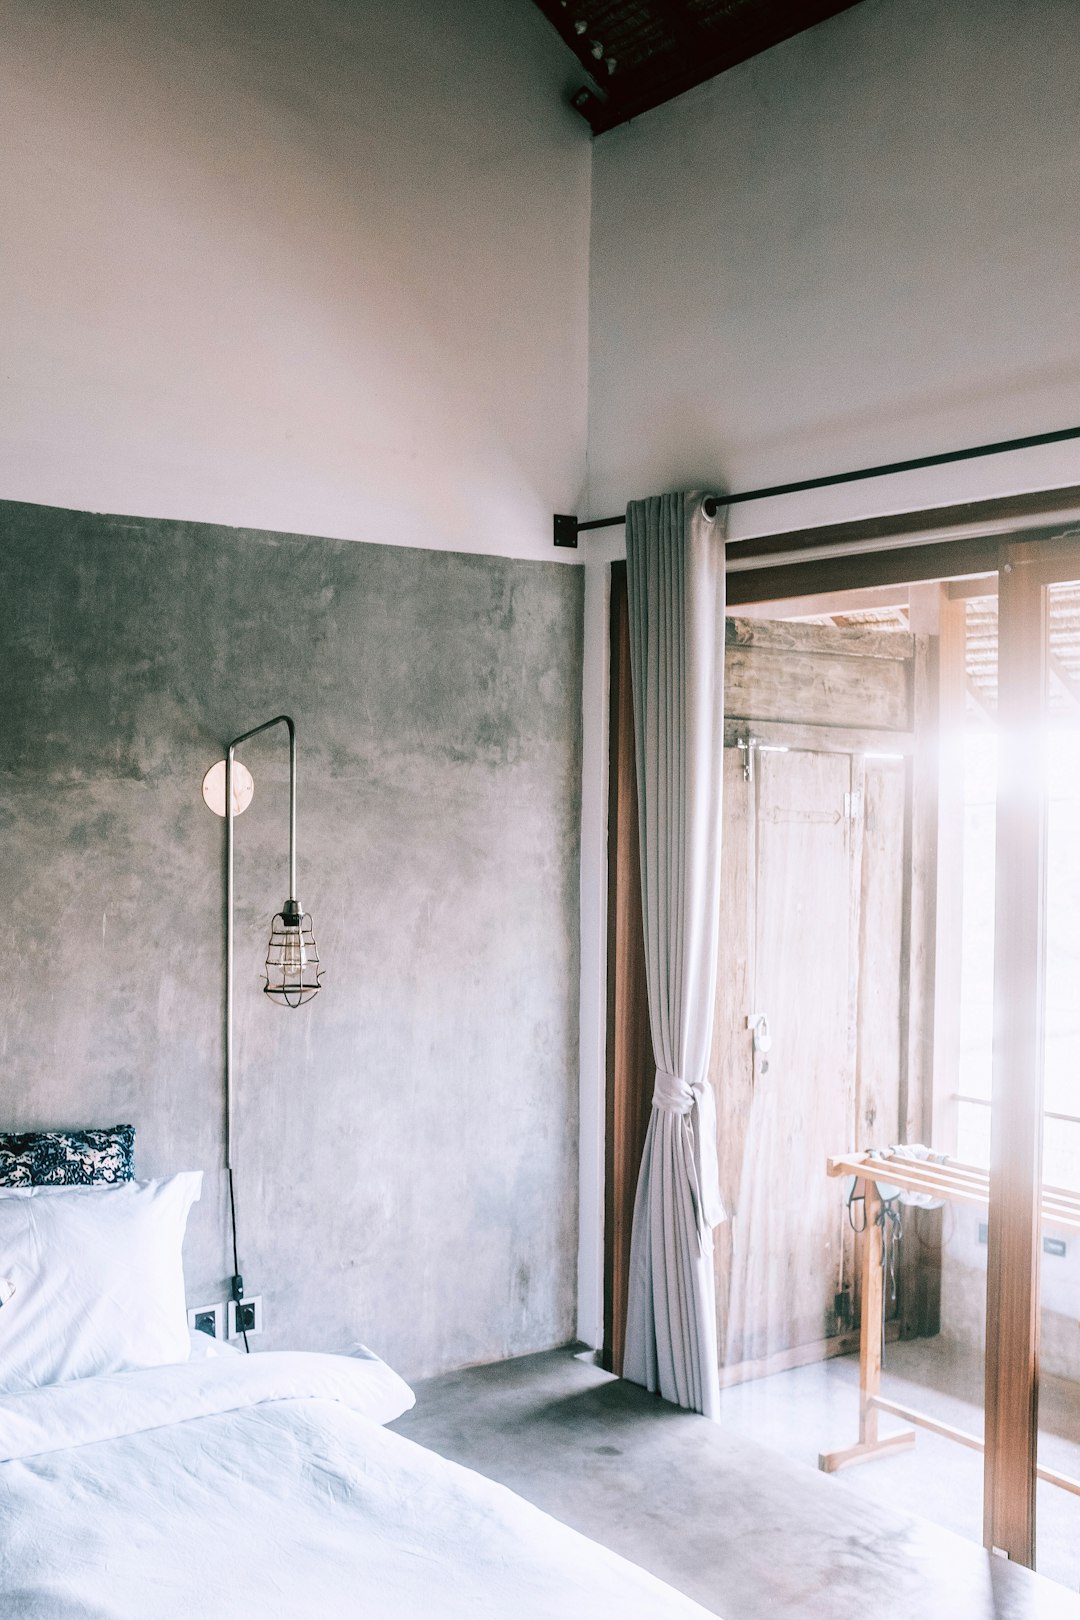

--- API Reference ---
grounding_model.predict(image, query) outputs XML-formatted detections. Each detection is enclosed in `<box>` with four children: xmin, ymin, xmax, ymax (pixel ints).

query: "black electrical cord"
<box><xmin>227</xmin><ymin>1165</ymin><xmax>250</xmax><ymax>1354</ymax></box>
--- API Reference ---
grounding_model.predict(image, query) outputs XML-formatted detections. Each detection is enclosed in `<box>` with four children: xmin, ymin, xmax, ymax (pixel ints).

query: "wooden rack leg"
<box><xmin>819</xmin><ymin>1180</ymin><xmax>916</xmax><ymax>1472</ymax></box>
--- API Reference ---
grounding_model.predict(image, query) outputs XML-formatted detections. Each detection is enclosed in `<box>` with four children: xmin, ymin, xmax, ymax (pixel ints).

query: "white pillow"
<box><xmin>342</xmin><ymin>1344</ymin><xmax>416</xmax><ymax>1424</ymax></box>
<box><xmin>0</xmin><ymin>1172</ymin><xmax>201</xmax><ymax>1394</ymax></box>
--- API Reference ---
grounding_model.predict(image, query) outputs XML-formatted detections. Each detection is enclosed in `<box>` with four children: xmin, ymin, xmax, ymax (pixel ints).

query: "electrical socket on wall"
<box><xmin>228</xmin><ymin>1296</ymin><xmax>263</xmax><ymax>1339</ymax></box>
<box><xmin>187</xmin><ymin>1302</ymin><xmax>226</xmax><ymax>1340</ymax></box>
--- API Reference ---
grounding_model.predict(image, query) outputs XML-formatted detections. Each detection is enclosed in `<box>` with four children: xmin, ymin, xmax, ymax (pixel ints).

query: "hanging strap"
<box><xmin>847</xmin><ymin>1182</ymin><xmax>902</xmax><ymax>1363</ymax></box>
<box><xmin>878</xmin><ymin>1196</ymin><xmax>902</xmax><ymax>1364</ymax></box>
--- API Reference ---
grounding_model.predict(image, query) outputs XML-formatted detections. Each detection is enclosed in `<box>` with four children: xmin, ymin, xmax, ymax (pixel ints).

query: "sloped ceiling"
<box><xmin>531</xmin><ymin>0</ymin><xmax>867</xmax><ymax>133</ymax></box>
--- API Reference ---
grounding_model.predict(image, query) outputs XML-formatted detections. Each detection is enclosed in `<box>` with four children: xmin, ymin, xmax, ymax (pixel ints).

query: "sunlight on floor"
<box><xmin>717</xmin><ymin>1341</ymin><xmax>1080</xmax><ymax>1592</ymax></box>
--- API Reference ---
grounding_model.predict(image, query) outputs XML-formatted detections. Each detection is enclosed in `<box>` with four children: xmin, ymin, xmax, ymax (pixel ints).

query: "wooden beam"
<box><xmin>728</xmin><ymin>534</ymin><xmax>1007</xmax><ymax>606</ymax></box>
<box><xmin>733</xmin><ymin>584</ymin><xmax>912</xmax><ymax>621</ymax></box>
<box><xmin>727</xmin><ymin>492</ymin><xmax>1080</xmax><ymax>607</ymax></box>
<box><xmin>726</xmin><ymin>615</ymin><xmax>913</xmax><ymax>661</ymax></box>
<box><xmin>725</xmin><ymin>645</ymin><xmax>912</xmax><ymax>731</ymax></box>
<box><xmin>983</xmin><ymin>551</ymin><xmax>1047</xmax><ymax>1566</ymax></box>
<box><xmin>728</xmin><ymin>486</ymin><xmax>1080</xmax><ymax>567</ymax></box>
<box><xmin>564</xmin><ymin>2</ymin><xmax>866</xmax><ymax>135</ymax></box>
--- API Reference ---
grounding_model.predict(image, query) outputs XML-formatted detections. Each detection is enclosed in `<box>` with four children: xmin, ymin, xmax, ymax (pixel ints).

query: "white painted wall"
<box><xmin>575</xmin><ymin>0</ymin><xmax>1080</xmax><ymax>1351</ymax></box>
<box><xmin>0</xmin><ymin>0</ymin><xmax>590</xmax><ymax>562</ymax></box>
<box><xmin>587</xmin><ymin>0</ymin><xmax>1080</xmax><ymax>542</ymax></box>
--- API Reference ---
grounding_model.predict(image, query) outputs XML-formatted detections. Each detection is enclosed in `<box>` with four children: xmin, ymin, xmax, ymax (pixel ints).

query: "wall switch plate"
<box><xmin>187</xmin><ymin>1302</ymin><xmax>225</xmax><ymax>1340</ymax></box>
<box><xmin>228</xmin><ymin>1296</ymin><xmax>263</xmax><ymax>1338</ymax></box>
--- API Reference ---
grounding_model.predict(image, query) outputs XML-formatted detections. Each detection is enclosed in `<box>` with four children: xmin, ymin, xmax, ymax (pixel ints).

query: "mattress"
<box><xmin>0</xmin><ymin>1350</ymin><xmax>718</xmax><ymax>1618</ymax></box>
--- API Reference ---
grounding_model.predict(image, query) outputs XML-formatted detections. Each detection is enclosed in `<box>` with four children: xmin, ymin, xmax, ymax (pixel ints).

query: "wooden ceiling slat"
<box><xmin>530</xmin><ymin>0</ymin><xmax>868</xmax><ymax>133</ymax></box>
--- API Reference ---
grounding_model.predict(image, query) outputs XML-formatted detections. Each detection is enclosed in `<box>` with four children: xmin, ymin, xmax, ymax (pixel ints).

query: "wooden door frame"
<box><xmin>603</xmin><ymin>562</ymin><xmax>653</xmax><ymax>1374</ymax></box>
<box><xmin>984</xmin><ymin>539</ymin><xmax>1080</xmax><ymax>1563</ymax></box>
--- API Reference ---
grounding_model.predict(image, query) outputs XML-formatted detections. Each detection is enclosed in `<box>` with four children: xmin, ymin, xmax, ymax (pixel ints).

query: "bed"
<box><xmin>0</xmin><ymin>1154</ymin><xmax>717</xmax><ymax>1618</ymax></box>
<box><xmin>0</xmin><ymin>1348</ymin><xmax>720</xmax><ymax>1618</ymax></box>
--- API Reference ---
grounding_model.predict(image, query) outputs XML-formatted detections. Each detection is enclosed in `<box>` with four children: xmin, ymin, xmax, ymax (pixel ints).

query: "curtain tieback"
<box><xmin>653</xmin><ymin>1068</ymin><xmax>693</xmax><ymax>1114</ymax></box>
<box><xmin>653</xmin><ymin>1067</ymin><xmax>727</xmax><ymax>1236</ymax></box>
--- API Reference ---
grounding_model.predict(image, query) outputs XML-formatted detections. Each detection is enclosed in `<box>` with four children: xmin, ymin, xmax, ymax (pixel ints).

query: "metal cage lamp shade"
<box><xmin>264</xmin><ymin>898</ymin><xmax>322</xmax><ymax>1007</ymax></box>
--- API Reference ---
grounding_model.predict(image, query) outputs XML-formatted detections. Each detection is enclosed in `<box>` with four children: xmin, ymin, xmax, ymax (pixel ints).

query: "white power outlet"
<box><xmin>228</xmin><ymin>1296</ymin><xmax>263</xmax><ymax>1339</ymax></box>
<box><xmin>188</xmin><ymin>1302</ymin><xmax>226</xmax><ymax>1340</ymax></box>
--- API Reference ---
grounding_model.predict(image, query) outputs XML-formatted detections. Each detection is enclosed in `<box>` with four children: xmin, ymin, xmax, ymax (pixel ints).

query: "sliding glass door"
<box><xmin>604</xmin><ymin>527</ymin><xmax>1080</xmax><ymax>1578</ymax></box>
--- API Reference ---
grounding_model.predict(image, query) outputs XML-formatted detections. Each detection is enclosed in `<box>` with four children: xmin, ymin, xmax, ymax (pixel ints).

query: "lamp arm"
<box><xmin>227</xmin><ymin>714</ymin><xmax>297</xmax><ymax>899</ymax></box>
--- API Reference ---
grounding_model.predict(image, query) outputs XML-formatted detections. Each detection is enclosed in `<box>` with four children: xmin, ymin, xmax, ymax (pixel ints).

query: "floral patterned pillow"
<box><xmin>0</xmin><ymin>1126</ymin><xmax>135</xmax><ymax>1187</ymax></box>
<box><xmin>0</xmin><ymin>1134</ymin><xmax>34</xmax><ymax>1188</ymax></box>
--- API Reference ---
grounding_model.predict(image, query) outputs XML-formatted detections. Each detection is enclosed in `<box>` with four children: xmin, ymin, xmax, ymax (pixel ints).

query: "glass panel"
<box><xmin>1036</xmin><ymin>580</ymin><xmax>1080</xmax><ymax>1588</ymax></box>
<box><xmin>957</xmin><ymin>650</ymin><xmax>998</xmax><ymax>1156</ymax></box>
<box><xmin>865</xmin><ymin>590</ymin><xmax>996</xmax><ymax>1551</ymax></box>
<box><xmin>710</xmin><ymin>583</ymin><xmax>997</xmax><ymax>1554</ymax></box>
<box><xmin>956</xmin><ymin>1098</ymin><xmax>992</xmax><ymax>1172</ymax></box>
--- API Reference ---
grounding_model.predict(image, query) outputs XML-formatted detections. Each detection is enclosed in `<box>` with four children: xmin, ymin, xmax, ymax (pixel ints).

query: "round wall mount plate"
<box><xmin>202</xmin><ymin>759</ymin><xmax>254</xmax><ymax>818</ymax></box>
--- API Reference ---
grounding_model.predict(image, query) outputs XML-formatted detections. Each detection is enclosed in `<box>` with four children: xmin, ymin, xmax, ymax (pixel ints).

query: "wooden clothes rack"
<box><xmin>819</xmin><ymin>1151</ymin><xmax>1080</xmax><ymax>1496</ymax></box>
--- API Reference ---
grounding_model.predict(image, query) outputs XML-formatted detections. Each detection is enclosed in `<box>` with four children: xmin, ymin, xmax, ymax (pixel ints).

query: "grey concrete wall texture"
<box><xmin>0</xmin><ymin>499</ymin><xmax>584</xmax><ymax>1380</ymax></box>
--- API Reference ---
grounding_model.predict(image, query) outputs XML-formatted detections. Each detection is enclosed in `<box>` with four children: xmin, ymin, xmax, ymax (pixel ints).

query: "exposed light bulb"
<box><xmin>280</xmin><ymin>924</ymin><xmax>307</xmax><ymax>975</ymax></box>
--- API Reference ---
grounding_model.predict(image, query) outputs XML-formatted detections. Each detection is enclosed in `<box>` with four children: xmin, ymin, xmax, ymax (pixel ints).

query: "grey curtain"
<box><xmin>622</xmin><ymin>492</ymin><xmax>727</xmax><ymax>1419</ymax></box>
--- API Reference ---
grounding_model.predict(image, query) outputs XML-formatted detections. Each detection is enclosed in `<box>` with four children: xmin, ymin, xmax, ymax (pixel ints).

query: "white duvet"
<box><xmin>0</xmin><ymin>1351</ymin><xmax>717</xmax><ymax>1619</ymax></box>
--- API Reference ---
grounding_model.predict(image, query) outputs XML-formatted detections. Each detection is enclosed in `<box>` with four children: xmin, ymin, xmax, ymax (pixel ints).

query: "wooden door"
<box><xmin>714</xmin><ymin>742</ymin><xmax>907</xmax><ymax>1375</ymax></box>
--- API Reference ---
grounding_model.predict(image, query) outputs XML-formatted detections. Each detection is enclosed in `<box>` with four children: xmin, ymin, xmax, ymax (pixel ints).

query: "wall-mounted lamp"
<box><xmin>202</xmin><ymin>715</ymin><xmax>323</xmax><ymax>1344</ymax></box>
<box><xmin>202</xmin><ymin>716</ymin><xmax>323</xmax><ymax>1017</ymax></box>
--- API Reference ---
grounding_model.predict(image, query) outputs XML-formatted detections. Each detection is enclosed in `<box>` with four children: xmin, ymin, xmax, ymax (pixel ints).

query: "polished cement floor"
<box><xmin>391</xmin><ymin>1346</ymin><xmax>1080</xmax><ymax>1620</ymax></box>
<box><xmin>716</xmin><ymin>1339</ymin><xmax>1080</xmax><ymax>1591</ymax></box>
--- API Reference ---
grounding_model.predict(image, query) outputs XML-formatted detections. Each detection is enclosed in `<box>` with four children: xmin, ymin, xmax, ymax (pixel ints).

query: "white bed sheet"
<box><xmin>0</xmin><ymin>1351</ymin><xmax>718</xmax><ymax>1619</ymax></box>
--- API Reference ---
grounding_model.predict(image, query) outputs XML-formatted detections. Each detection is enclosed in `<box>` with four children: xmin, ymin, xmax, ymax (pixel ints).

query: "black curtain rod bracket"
<box><xmin>552</xmin><ymin>424</ymin><xmax>1080</xmax><ymax>548</ymax></box>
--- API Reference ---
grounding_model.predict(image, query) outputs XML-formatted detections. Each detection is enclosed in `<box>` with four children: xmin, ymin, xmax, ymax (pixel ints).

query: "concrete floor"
<box><xmin>391</xmin><ymin>1346</ymin><xmax>1080</xmax><ymax>1620</ymax></box>
<box><xmin>717</xmin><ymin>1340</ymin><xmax>1080</xmax><ymax>1592</ymax></box>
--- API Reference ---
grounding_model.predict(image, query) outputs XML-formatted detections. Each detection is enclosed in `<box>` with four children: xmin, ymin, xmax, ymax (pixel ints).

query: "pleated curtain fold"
<box><xmin>622</xmin><ymin>491</ymin><xmax>727</xmax><ymax>1419</ymax></box>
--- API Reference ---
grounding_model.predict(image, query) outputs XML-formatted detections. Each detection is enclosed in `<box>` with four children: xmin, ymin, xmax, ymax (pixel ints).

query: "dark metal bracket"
<box><xmin>553</xmin><ymin>513</ymin><xmax>579</xmax><ymax>549</ymax></box>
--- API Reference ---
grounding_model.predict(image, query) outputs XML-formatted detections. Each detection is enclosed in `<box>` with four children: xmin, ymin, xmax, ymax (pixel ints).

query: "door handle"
<box><xmin>747</xmin><ymin>1012</ymin><xmax>772</xmax><ymax>1055</ymax></box>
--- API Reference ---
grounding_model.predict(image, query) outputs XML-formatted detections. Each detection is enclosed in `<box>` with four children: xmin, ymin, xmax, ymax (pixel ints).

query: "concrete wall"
<box><xmin>0</xmin><ymin>0</ymin><xmax>591</xmax><ymax>1373</ymax></box>
<box><xmin>0</xmin><ymin>0</ymin><xmax>589</xmax><ymax>563</ymax></box>
<box><xmin>941</xmin><ymin>1217</ymin><xmax>1080</xmax><ymax>1383</ymax></box>
<box><xmin>587</xmin><ymin>0</ymin><xmax>1080</xmax><ymax>540</ymax></box>
<box><xmin>0</xmin><ymin>499</ymin><xmax>584</xmax><ymax>1380</ymax></box>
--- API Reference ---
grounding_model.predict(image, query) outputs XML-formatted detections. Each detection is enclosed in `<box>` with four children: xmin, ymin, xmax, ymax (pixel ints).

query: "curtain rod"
<box><xmin>552</xmin><ymin>424</ymin><xmax>1080</xmax><ymax>548</ymax></box>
